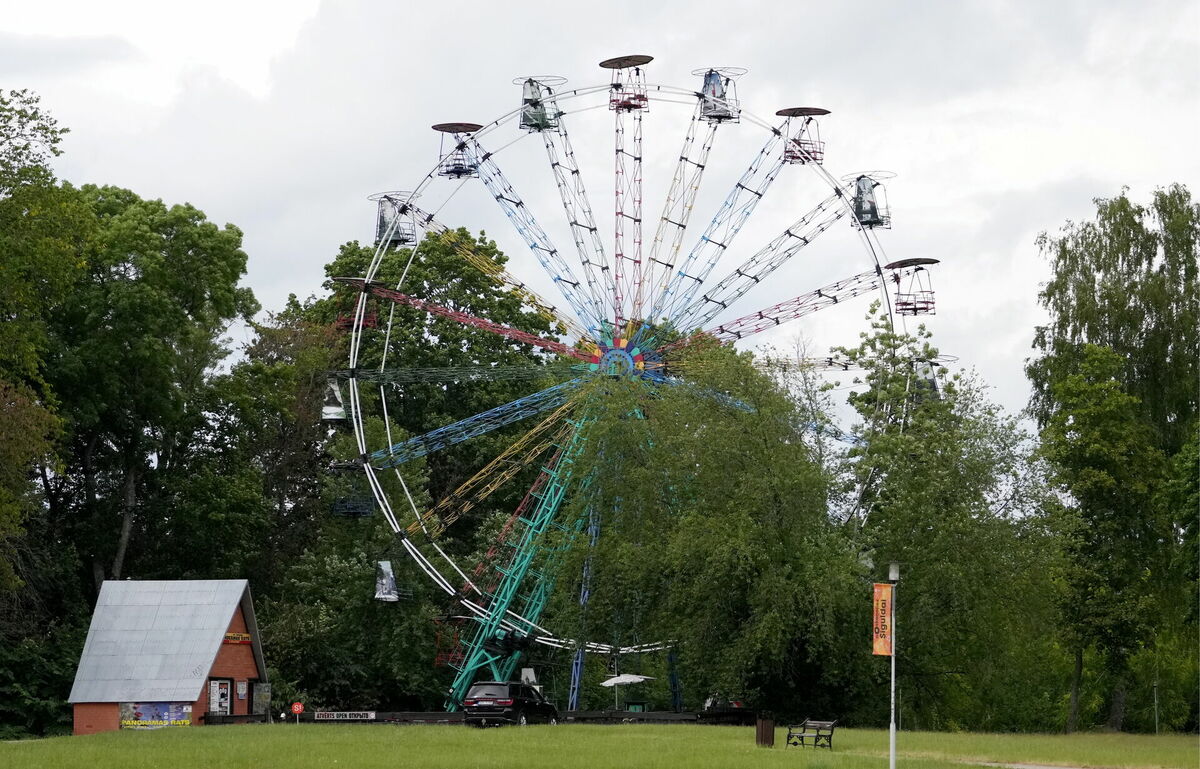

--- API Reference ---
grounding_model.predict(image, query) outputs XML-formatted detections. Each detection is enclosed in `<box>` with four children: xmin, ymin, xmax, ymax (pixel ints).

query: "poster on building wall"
<box><xmin>119</xmin><ymin>702</ymin><xmax>191</xmax><ymax>729</ymax></box>
<box><xmin>209</xmin><ymin>680</ymin><xmax>231</xmax><ymax>715</ymax></box>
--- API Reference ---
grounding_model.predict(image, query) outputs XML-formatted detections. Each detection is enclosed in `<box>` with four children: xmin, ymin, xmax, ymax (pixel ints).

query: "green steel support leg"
<box><xmin>445</xmin><ymin>416</ymin><xmax>592</xmax><ymax>710</ymax></box>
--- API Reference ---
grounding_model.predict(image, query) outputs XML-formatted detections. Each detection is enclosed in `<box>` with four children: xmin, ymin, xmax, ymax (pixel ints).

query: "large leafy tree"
<box><xmin>1039</xmin><ymin>344</ymin><xmax>1168</xmax><ymax>731</ymax></box>
<box><xmin>40</xmin><ymin>185</ymin><xmax>258</xmax><ymax>589</ymax></box>
<box><xmin>1028</xmin><ymin>184</ymin><xmax>1198</xmax><ymax>456</ymax></box>
<box><xmin>1027</xmin><ymin>185</ymin><xmax>1198</xmax><ymax>731</ymax></box>
<box><xmin>835</xmin><ymin>316</ymin><xmax>1061</xmax><ymax>731</ymax></box>
<box><xmin>0</xmin><ymin>90</ymin><xmax>89</xmax><ymax>596</ymax></box>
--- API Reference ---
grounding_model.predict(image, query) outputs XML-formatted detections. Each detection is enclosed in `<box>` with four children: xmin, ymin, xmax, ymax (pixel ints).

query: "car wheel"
<box><xmin>517</xmin><ymin>712</ymin><xmax>528</xmax><ymax>726</ymax></box>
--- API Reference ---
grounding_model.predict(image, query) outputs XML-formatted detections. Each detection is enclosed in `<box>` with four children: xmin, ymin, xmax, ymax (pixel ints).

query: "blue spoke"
<box><xmin>370</xmin><ymin>379</ymin><xmax>583</xmax><ymax>468</ymax></box>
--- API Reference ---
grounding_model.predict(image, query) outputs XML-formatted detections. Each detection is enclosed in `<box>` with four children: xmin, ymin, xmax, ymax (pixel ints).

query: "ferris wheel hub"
<box><xmin>588</xmin><ymin>338</ymin><xmax>648</xmax><ymax>377</ymax></box>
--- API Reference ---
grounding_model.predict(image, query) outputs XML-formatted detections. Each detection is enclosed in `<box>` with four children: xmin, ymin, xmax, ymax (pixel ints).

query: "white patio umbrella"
<box><xmin>600</xmin><ymin>674</ymin><xmax>655</xmax><ymax>710</ymax></box>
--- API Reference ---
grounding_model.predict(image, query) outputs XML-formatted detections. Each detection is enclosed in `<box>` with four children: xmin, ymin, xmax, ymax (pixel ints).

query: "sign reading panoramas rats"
<box><xmin>119</xmin><ymin>702</ymin><xmax>191</xmax><ymax>729</ymax></box>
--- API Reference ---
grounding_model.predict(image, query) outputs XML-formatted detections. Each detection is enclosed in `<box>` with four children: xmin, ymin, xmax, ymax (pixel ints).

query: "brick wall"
<box><xmin>193</xmin><ymin>605</ymin><xmax>263</xmax><ymax>719</ymax></box>
<box><xmin>73</xmin><ymin>702</ymin><xmax>119</xmax><ymax>735</ymax></box>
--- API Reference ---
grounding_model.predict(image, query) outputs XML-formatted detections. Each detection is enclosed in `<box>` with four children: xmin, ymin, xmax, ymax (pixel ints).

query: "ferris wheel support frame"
<box><xmin>343</xmin><ymin>61</ymin><xmax>925</xmax><ymax>711</ymax></box>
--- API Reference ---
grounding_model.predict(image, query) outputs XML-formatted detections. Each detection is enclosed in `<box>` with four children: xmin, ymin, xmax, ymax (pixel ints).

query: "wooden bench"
<box><xmin>785</xmin><ymin>718</ymin><xmax>837</xmax><ymax>749</ymax></box>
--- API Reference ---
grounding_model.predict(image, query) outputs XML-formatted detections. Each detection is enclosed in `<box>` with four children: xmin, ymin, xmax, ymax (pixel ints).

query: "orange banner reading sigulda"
<box><xmin>873</xmin><ymin>583</ymin><xmax>893</xmax><ymax>656</ymax></box>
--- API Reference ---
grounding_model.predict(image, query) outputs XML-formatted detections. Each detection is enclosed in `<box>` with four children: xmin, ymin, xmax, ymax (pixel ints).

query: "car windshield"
<box><xmin>467</xmin><ymin>684</ymin><xmax>510</xmax><ymax>699</ymax></box>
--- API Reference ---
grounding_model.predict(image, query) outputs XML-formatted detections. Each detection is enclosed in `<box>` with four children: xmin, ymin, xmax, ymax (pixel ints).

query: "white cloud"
<box><xmin>5</xmin><ymin>0</ymin><xmax>1198</xmax><ymax>421</ymax></box>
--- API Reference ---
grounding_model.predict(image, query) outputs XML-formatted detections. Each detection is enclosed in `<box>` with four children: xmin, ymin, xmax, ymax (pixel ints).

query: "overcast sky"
<box><xmin>6</xmin><ymin>0</ymin><xmax>1198</xmax><ymax>421</ymax></box>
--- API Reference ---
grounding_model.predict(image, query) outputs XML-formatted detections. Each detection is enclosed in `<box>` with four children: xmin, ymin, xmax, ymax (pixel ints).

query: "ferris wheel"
<box><xmin>339</xmin><ymin>55</ymin><xmax>938</xmax><ymax>710</ymax></box>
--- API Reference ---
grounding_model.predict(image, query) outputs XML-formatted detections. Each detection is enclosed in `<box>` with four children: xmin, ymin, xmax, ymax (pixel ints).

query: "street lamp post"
<box><xmin>888</xmin><ymin>562</ymin><xmax>899</xmax><ymax>769</ymax></box>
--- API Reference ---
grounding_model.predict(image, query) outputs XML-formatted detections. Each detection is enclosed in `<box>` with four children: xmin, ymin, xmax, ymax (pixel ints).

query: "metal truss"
<box><xmin>446</xmin><ymin>416</ymin><xmax>592</xmax><ymax>708</ymax></box>
<box><xmin>612</xmin><ymin>107</ymin><xmax>645</xmax><ymax>328</ymax></box>
<box><xmin>655</xmin><ymin>376</ymin><xmax>754</xmax><ymax>413</ymax></box>
<box><xmin>340</xmin><ymin>278</ymin><xmax>592</xmax><ymax>362</ymax></box>
<box><xmin>663</xmin><ymin>266</ymin><xmax>926</xmax><ymax>350</ymax></box>
<box><xmin>539</xmin><ymin>95</ymin><xmax>616</xmax><ymax>325</ymax></box>
<box><xmin>370</xmin><ymin>379</ymin><xmax>582</xmax><ymax>469</ymax></box>
<box><xmin>676</xmin><ymin>186</ymin><xmax>849</xmax><ymax>329</ymax></box>
<box><xmin>568</xmin><ymin>500</ymin><xmax>600</xmax><ymax>711</ymax></box>
<box><xmin>464</xmin><ymin>136</ymin><xmax>606</xmax><ymax>334</ymax></box>
<box><xmin>335</xmin><ymin>363</ymin><xmax>577</xmax><ymax>385</ymax></box>
<box><xmin>647</xmin><ymin>126</ymin><xmax>787</xmax><ymax>327</ymax></box>
<box><xmin>469</xmin><ymin>445</ymin><xmax>563</xmax><ymax>587</ymax></box>
<box><xmin>640</xmin><ymin>102</ymin><xmax>719</xmax><ymax>325</ymax></box>
<box><xmin>403</xmin><ymin>203</ymin><xmax>590</xmax><ymax>340</ymax></box>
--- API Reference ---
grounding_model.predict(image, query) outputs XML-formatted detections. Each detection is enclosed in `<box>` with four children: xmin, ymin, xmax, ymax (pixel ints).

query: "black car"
<box><xmin>463</xmin><ymin>681</ymin><xmax>559</xmax><ymax>727</ymax></box>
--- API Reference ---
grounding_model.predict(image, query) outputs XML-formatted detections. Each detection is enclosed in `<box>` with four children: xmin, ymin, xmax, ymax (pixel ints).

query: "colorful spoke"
<box><xmin>339</xmin><ymin>278</ymin><xmax>593</xmax><ymax>362</ymax></box>
<box><xmin>654</xmin><ymin>376</ymin><xmax>754</xmax><ymax>412</ymax></box>
<box><xmin>648</xmin><ymin>126</ymin><xmax>787</xmax><ymax>327</ymax></box>
<box><xmin>535</xmin><ymin>83</ymin><xmax>616</xmax><ymax>325</ymax></box>
<box><xmin>662</xmin><ymin>266</ymin><xmax>924</xmax><ymax>351</ymax></box>
<box><xmin>676</xmin><ymin>186</ymin><xmax>849</xmax><ymax>329</ymax></box>
<box><xmin>408</xmin><ymin>402</ymin><xmax>578</xmax><ymax>539</ymax></box>
<box><xmin>641</xmin><ymin>103</ymin><xmax>720</xmax><ymax>325</ymax></box>
<box><xmin>337</xmin><ymin>363</ymin><xmax>577</xmax><ymax>385</ymax></box>
<box><xmin>370</xmin><ymin>379</ymin><xmax>583</xmax><ymax>469</ymax></box>
<box><xmin>612</xmin><ymin>103</ymin><xmax>645</xmax><ymax>329</ymax></box>
<box><xmin>405</xmin><ymin>204</ymin><xmax>590</xmax><ymax>340</ymax></box>
<box><xmin>465</xmin><ymin>136</ymin><xmax>606</xmax><ymax>333</ymax></box>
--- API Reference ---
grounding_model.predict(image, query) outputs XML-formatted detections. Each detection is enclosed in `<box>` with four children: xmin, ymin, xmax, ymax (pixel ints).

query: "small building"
<box><xmin>68</xmin><ymin>579</ymin><xmax>269</xmax><ymax>735</ymax></box>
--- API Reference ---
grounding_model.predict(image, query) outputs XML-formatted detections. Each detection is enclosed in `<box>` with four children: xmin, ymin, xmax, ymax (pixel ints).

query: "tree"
<box><xmin>40</xmin><ymin>185</ymin><xmax>258</xmax><ymax>589</ymax></box>
<box><xmin>0</xmin><ymin>89</ymin><xmax>67</xmax><ymax>193</ymax></box>
<box><xmin>0</xmin><ymin>384</ymin><xmax>58</xmax><ymax>592</ymax></box>
<box><xmin>1040</xmin><ymin>345</ymin><xmax>1168</xmax><ymax>730</ymax></box>
<box><xmin>1027</xmin><ymin>186</ymin><xmax>1198</xmax><ymax>731</ymax></box>
<box><xmin>0</xmin><ymin>91</ymin><xmax>89</xmax><ymax>597</ymax></box>
<box><xmin>1029</xmin><ymin>185</ymin><xmax>1198</xmax><ymax>456</ymax></box>
<box><xmin>835</xmin><ymin>315</ymin><xmax>1062</xmax><ymax>731</ymax></box>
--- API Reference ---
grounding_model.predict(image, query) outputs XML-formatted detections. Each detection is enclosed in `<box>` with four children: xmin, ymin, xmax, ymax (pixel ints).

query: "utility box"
<box><xmin>756</xmin><ymin>715</ymin><xmax>776</xmax><ymax>747</ymax></box>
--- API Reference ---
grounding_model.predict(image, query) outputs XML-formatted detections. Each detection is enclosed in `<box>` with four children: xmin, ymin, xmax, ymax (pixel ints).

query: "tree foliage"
<box><xmin>834</xmin><ymin>316</ymin><xmax>1062</xmax><ymax>731</ymax></box>
<box><xmin>1029</xmin><ymin>185</ymin><xmax>1198</xmax><ymax>456</ymax></box>
<box><xmin>0</xmin><ymin>89</ymin><xmax>67</xmax><ymax>192</ymax></box>
<box><xmin>1027</xmin><ymin>185</ymin><xmax>1198</xmax><ymax>731</ymax></box>
<box><xmin>0</xmin><ymin>92</ymin><xmax>1193</xmax><ymax>736</ymax></box>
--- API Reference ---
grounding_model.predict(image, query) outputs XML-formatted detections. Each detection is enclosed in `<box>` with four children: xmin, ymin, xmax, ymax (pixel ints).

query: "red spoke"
<box><xmin>338</xmin><ymin>278</ymin><xmax>592</xmax><ymax>362</ymax></box>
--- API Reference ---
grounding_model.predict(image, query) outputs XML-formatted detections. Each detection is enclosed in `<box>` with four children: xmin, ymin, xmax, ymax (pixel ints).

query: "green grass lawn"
<box><xmin>2</xmin><ymin>724</ymin><xmax>1195</xmax><ymax>769</ymax></box>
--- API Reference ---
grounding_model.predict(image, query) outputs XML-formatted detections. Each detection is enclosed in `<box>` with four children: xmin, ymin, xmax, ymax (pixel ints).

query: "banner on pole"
<box><xmin>873</xmin><ymin>583</ymin><xmax>893</xmax><ymax>656</ymax></box>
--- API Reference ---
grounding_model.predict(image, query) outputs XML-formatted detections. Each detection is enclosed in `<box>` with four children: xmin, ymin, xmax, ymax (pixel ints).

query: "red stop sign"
<box><xmin>291</xmin><ymin>702</ymin><xmax>304</xmax><ymax>715</ymax></box>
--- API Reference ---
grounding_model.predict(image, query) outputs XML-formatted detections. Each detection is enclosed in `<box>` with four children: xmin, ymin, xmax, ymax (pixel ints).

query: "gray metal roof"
<box><xmin>69</xmin><ymin>579</ymin><xmax>267</xmax><ymax>703</ymax></box>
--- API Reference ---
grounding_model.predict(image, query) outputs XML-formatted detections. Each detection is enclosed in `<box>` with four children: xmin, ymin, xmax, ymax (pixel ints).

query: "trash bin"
<box><xmin>756</xmin><ymin>714</ymin><xmax>775</xmax><ymax>747</ymax></box>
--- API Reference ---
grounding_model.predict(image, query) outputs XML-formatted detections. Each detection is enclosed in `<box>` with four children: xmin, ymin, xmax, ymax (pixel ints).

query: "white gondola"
<box><xmin>375</xmin><ymin>560</ymin><xmax>400</xmax><ymax>601</ymax></box>
<box><xmin>517</xmin><ymin>77</ymin><xmax>563</xmax><ymax>132</ymax></box>
<box><xmin>322</xmin><ymin>377</ymin><xmax>346</xmax><ymax>422</ymax></box>
<box><xmin>371</xmin><ymin>192</ymin><xmax>417</xmax><ymax>247</ymax></box>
